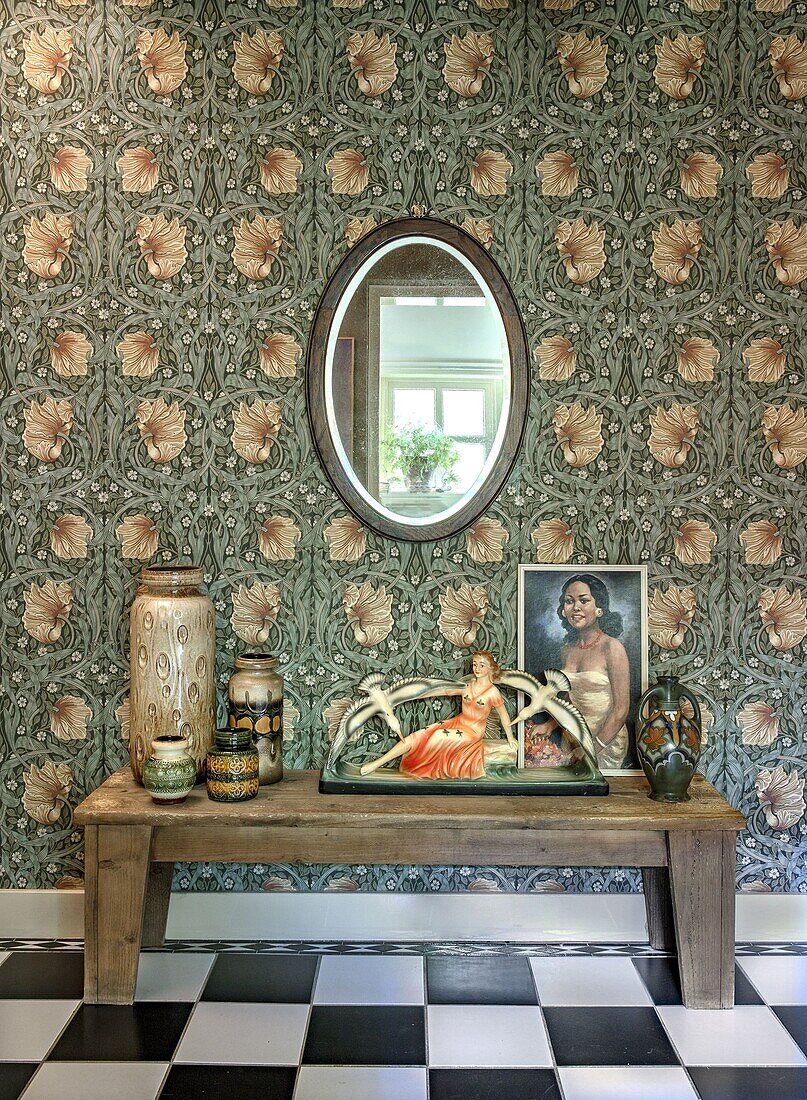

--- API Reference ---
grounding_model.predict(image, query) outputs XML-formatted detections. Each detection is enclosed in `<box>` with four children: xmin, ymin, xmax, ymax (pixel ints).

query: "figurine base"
<box><xmin>320</xmin><ymin>760</ymin><xmax>608</xmax><ymax>796</ymax></box>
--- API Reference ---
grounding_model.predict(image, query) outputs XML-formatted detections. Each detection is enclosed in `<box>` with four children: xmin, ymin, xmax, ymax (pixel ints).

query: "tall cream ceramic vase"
<box><xmin>129</xmin><ymin>566</ymin><xmax>216</xmax><ymax>784</ymax></box>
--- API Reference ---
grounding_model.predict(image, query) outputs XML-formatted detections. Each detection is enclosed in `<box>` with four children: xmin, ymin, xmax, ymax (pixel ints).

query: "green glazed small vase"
<box><xmin>206</xmin><ymin>727</ymin><xmax>259</xmax><ymax>803</ymax></box>
<box><xmin>142</xmin><ymin>735</ymin><xmax>196</xmax><ymax>805</ymax></box>
<box><xmin>636</xmin><ymin>675</ymin><xmax>702</xmax><ymax>803</ymax></box>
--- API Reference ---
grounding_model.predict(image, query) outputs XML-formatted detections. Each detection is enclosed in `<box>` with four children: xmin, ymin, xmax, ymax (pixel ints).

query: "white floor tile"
<box><xmin>657</xmin><ymin>1005</ymin><xmax>807</xmax><ymax>1066</ymax></box>
<box><xmin>559</xmin><ymin>1066</ymin><xmax>698</xmax><ymax>1100</ymax></box>
<box><xmin>529</xmin><ymin>957</ymin><xmax>652</xmax><ymax>1006</ymax></box>
<box><xmin>426</xmin><ymin>1005</ymin><xmax>552</xmax><ymax>1068</ymax></box>
<box><xmin>135</xmin><ymin>952</ymin><xmax>214</xmax><ymax>1002</ymax></box>
<box><xmin>313</xmin><ymin>956</ymin><xmax>424</xmax><ymax>1005</ymax></box>
<box><xmin>739</xmin><ymin>957</ymin><xmax>807</xmax><ymax>1006</ymax></box>
<box><xmin>174</xmin><ymin>1002</ymin><xmax>309</xmax><ymax>1065</ymax></box>
<box><xmin>293</xmin><ymin>1066</ymin><xmax>428</xmax><ymax>1100</ymax></box>
<box><xmin>0</xmin><ymin>1000</ymin><xmax>78</xmax><ymax>1061</ymax></box>
<box><xmin>22</xmin><ymin>1061</ymin><xmax>168</xmax><ymax>1100</ymax></box>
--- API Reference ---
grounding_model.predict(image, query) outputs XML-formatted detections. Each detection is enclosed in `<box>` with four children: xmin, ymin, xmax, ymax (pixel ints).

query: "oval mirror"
<box><xmin>307</xmin><ymin>218</ymin><xmax>529</xmax><ymax>541</ymax></box>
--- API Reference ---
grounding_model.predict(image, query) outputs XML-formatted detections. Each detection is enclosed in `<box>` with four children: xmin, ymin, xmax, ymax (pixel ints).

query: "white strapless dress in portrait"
<box><xmin>565</xmin><ymin>670</ymin><xmax>629</xmax><ymax>770</ymax></box>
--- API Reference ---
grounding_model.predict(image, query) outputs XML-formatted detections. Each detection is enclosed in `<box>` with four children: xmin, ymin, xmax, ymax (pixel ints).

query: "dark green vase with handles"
<box><xmin>636</xmin><ymin>675</ymin><xmax>702</xmax><ymax>802</ymax></box>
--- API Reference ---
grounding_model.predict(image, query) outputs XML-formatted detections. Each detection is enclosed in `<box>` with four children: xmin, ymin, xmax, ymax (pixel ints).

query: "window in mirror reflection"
<box><xmin>330</xmin><ymin>240</ymin><xmax>510</xmax><ymax>523</ymax></box>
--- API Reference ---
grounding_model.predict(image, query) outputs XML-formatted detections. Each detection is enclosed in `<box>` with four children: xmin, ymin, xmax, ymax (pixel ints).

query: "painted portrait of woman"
<box><xmin>518</xmin><ymin>566</ymin><xmax>647</xmax><ymax>771</ymax></box>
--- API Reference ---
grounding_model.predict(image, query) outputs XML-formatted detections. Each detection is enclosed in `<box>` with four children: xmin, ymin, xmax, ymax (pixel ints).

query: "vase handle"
<box><xmin>679</xmin><ymin>684</ymin><xmax>702</xmax><ymax>727</ymax></box>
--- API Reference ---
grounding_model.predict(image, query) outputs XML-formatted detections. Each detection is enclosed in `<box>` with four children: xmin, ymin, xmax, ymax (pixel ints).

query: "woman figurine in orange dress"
<box><xmin>360</xmin><ymin>651</ymin><xmax>516</xmax><ymax>779</ymax></box>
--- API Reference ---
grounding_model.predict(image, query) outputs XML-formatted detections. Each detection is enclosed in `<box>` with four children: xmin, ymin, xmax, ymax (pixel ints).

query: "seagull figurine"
<box><xmin>327</xmin><ymin>673</ymin><xmax>465</xmax><ymax>767</ymax></box>
<box><xmin>497</xmin><ymin>668</ymin><xmax>600</xmax><ymax>770</ymax></box>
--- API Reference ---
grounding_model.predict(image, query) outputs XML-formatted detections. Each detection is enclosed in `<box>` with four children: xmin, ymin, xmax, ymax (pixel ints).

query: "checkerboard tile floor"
<box><xmin>0</xmin><ymin>946</ymin><xmax>804</xmax><ymax>1099</ymax></box>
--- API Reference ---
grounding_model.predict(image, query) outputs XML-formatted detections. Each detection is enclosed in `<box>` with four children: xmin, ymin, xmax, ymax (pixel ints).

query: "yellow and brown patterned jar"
<box><xmin>129</xmin><ymin>566</ymin><xmax>215</xmax><ymax>785</ymax></box>
<box><xmin>227</xmin><ymin>652</ymin><xmax>284</xmax><ymax>786</ymax></box>
<box><xmin>206</xmin><ymin>727</ymin><xmax>259</xmax><ymax>803</ymax></box>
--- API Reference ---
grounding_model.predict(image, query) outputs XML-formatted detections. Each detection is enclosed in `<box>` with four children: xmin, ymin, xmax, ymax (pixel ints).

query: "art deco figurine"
<box><xmin>321</xmin><ymin>650</ymin><xmax>607</xmax><ymax>796</ymax></box>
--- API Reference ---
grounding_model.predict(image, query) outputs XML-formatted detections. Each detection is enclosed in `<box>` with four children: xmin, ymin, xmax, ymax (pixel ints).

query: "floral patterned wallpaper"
<box><xmin>1</xmin><ymin>0</ymin><xmax>805</xmax><ymax>897</ymax></box>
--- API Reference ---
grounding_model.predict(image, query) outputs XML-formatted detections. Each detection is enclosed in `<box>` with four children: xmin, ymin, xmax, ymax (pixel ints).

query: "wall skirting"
<box><xmin>0</xmin><ymin>890</ymin><xmax>804</xmax><ymax>944</ymax></box>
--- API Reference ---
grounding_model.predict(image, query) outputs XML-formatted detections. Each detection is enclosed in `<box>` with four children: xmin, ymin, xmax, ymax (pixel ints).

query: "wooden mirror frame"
<box><xmin>306</xmin><ymin>217</ymin><xmax>530</xmax><ymax>542</ymax></box>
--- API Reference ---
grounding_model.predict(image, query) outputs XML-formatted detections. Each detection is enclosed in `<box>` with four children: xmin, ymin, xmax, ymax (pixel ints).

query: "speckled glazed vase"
<box><xmin>129</xmin><ymin>566</ymin><xmax>216</xmax><ymax>785</ymax></box>
<box><xmin>636</xmin><ymin>675</ymin><xmax>702</xmax><ymax>803</ymax></box>
<box><xmin>142</xmin><ymin>735</ymin><xmax>196</xmax><ymax>805</ymax></box>
<box><xmin>227</xmin><ymin>652</ymin><xmax>284</xmax><ymax>786</ymax></box>
<box><xmin>206</xmin><ymin>727</ymin><xmax>259</xmax><ymax>802</ymax></box>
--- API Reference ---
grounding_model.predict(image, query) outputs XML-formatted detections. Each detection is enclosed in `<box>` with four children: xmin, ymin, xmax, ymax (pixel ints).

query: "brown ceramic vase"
<box><xmin>129</xmin><ymin>566</ymin><xmax>216</xmax><ymax>784</ymax></box>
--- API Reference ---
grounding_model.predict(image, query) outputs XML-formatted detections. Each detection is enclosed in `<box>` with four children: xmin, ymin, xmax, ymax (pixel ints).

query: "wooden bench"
<box><xmin>74</xmin><ymin>768</ymin><xmax>745</xmax><ymax>1008</ymax></box>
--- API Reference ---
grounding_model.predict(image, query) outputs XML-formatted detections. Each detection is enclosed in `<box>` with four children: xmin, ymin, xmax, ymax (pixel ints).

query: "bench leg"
<box><xmin>641</xmin><ymin>866</ymin><xmax>677</xmax><ymax>953</ymax></box>
<box><xmin>84</xmin><ymin>823</ymin><xmax>152</xmax><ymax>1004</ymax></box>
<box><xmin>667</xmin><ymin>830</ymin><xmax>735</xmax><ymax>1008</ymax></box>
<box><xmin>142</xmin><ymin>862</ymin><xmax>174</xmax><ymax>948</ymax></box>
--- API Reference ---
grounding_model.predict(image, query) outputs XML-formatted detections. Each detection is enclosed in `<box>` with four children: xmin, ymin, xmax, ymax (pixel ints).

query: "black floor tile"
<box><xmin>633</xmin><ymin>957</ymin><xmax>763</xmax><ymax>1006</ymax></box>
<box><xmin>201</xmin><ymin>954</ymin><xmax>317</xmax><ymax>1003</ymax></box>
<box><xmin>159</xmin><ymin>1064</ymin><xmax>297</xmax><ymax>1099</ymax></box>
<box><xmin>0</xmin><ymin>951</ymin><xmax>84</xmax><ymax>999</ymax></box>
<box><xmin>429</xmin><ymin>1068</ymin><xmax>562</xmax><ymax>1100</ymax></box>
<box><xmin>426</xmin><ymin>957</ymin><xmax>538</xmax><ymax>1005</ymax></box>
<box><xmin>773</xmin><ymin>1006</ymin><xmax>807</xmax><ymax>1057</ymax></box>
<box><xmin>688</xmin><ymin>1066</ymin><xmax>807</xmax><ymax>1100</ymax></box>
<box><xmin>302</xmin><ymin>1005</ymin><xmax>426</xmax><ymax>1065</ymax></box>
<box><xmin>0</xmin><ymin>1063</ymin><xmax>38</xmax><ymax>1100</ymax></box>
<box><xmin>46</xmin><ymin>1002</ymin><xmax>191</xmax><ymax>1062</ymax></box>
<box><xmin>542</xmin><ymin>1006</ymin><xmax>678</xmax><ymax>1066</ymax></box>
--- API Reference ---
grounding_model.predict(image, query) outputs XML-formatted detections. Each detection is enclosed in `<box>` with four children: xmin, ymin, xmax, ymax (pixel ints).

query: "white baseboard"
<box><xmin>1</xmin><ymin>889</ymin><xmax>804</xmax><ymax>944</ymax></box>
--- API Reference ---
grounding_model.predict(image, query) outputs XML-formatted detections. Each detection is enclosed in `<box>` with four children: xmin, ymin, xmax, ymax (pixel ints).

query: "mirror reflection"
<box><xmin>326</xmin><ymin>239</ymin><xmax>511</xmax><ymax>524</ymax></box>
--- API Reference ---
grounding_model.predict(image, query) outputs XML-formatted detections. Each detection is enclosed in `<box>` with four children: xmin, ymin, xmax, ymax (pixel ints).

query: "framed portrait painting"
<box><xmin>518</xmin><ymin>564</ymin><xmax>648</xmax><ymax>774</ymax></box>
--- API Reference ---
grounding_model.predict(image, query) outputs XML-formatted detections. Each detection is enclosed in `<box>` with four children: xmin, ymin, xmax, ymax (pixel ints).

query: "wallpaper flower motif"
<box><xmin>764</xmin><ymin>221</ymin><xmax>807</xmax><ymax>286</ymax></box>
<box><xmin>22</xmin><ymin>581</ymin><xmax>73</xmax><ymax>645</ymax></box>
<box><xmin>50</xmin><ymin>331</ymin><xmax>92</xmax><ymax>378</ymax></box>
<box><xmin>740</xmin><ymin>521</ymin><xmax>782</xmax><ymax>566</ymax></box>
<box><xmin>135</xmin><ymin>398</ymin><xmax>187</xmax><ymax>463</ymax></box>
<box><xmin>557</xmin><ymin>32</ymin><xmax>608</xmax><ymax>98</ymax></box>
<box><xmin>136</xmin><ymin>215</ymin><xmax>187</xmax><ymax>281</ymax></box>
<box><xmin>22</xmin><ymin>762</ymin><xmax>72</xmax><ymax>826</ymax></box>
<box><xmin>22</xmin><ymin>26</ymin><xmax>72</xmax><ymax>93</ymax></box>
<box><xmin>347</xmin><ymin>31</ymin><xmax>398</xmax><ymax>97</ymax></box>
<box><xmin>22</xmin><ymin>214</ymin><xmax>73</xmax><ymax>279</ymax></box>
<box><xmin>50</xmin><ymin>696</ymin><xmax>91</xmax><ymax>741</ymax></box>
<box><xmin>325</xmin><ymin>516</ymin><xmax>367</xmax><ymax>563</ymax></box>
<box><xmin>23</xmin><ymin>398</ymin><xmax>74</xmax><ymax>462</ymax></box>
<box><xmin>232</xmin><ymin>29</ymin><xmax>284</xmax><ymax>95</ymax></box>
<box><xmin>466</xmin><ymin>518</ymin><xmax>508</xmax><ymax>563</ymax></box>
<box><xmin>0</xmin><ymin>0</ymin><xmax>805</xmax><ymax>898</ymax></box>
<box><xmin>231</xmin><ymin>399</ymin><xmax>282</xmax><ymax>463</ymax></box>
<box><xmin>51</xmin><ymin>515</ymin><xmax>92</xmax><ymax>559</ymax></box>
<box><xmin>231</xmin><ymin>216</ymin><xmax>283</xmax><ymax>278</ymax></box>
<box><xmin>532</xmin><ymin>519</ymin><xmax>575</xmax><ymax>564</ymax></box>
<box><xmin>442</xmin><ymin>32</ymin><xmax>493</xmax><ymax>97</ymax></box>
<box><xmin>768</xmin><ymin>35</ymin><xmax>807</xmax><ymax>101</ymax></box>
<box><xmin>231</xmin><ymin>582</ymin><xmax>282</xmax><ymax>645</ymax></box>
<box><xmin>438</xmin><ymin>583</ymin><xmax>489</xmax><ymax>646</ymax></box>
<box><xmin>648</xmin><ymin>404</ymin><xmax>699</xmax><ymax>469</ymax></box>
<box><xmin>117</xmin><ymin>147</ymin><xmax>160</xmax><ymax>194</ymax></box>
<box><xmin>648</xmin><ymin>587</ymin><xmax>696</xmax><ymax>651</ymax></box>
<box><xmin>136</xmin><ymin>28</ymin><xmax>187</xmax><ymax>95</ymax></box>
<box><xmin>654</xmin><ymin>35</ymin><xmax>705</xmax><ymax>100</ymax></box>
<box><xmin>744</xmin><ymin>338</ymin><xmax>785</xmax><ymax>383</ymax></box>
<box><xmin>747</xmin><ymin>153</ymin><xmax>789</xmax><ymax>199</ymax></box>
<box><xmin>50</xmin><ymin>146</ymin><xmax>92</xmax><ymax>192</ymax></box>
<box><xmin>260</xmin><ymin>149</ymin><xmax>303</xmax><ymax>195</ymax></box>
<box><xmin>651</xmin><ymin>221</ymin><xmax>702</xmax><ymax>285</ymax></box>
<box><xmin>536</xmin><ymin>151</ymin><xmax>578</xmax><ymax>198</ymax></box>
<box><xmin>758</xmin><ymin>587</ymin><xmax>807</xmax><ymax>651</ymax></box>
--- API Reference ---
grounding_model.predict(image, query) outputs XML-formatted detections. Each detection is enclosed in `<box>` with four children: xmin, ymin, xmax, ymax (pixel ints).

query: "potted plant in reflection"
<box><xmin>382</xmin><ymin>424</ymin><xmax>459</xmax><ymax>492</ymax></box>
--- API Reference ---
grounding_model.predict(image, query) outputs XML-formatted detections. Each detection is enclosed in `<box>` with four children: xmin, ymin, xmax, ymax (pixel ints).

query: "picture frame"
<box><xmin>517</xmin><ymin>564</ymin><xmax>648</xmax><ymax>775</ymax></box>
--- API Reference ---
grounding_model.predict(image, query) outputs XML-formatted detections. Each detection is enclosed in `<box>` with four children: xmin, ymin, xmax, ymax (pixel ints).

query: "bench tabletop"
<box><xmin>75</xmin><ymin>768</ymin><xmax>745</xmax><ymax>832</ymax></box>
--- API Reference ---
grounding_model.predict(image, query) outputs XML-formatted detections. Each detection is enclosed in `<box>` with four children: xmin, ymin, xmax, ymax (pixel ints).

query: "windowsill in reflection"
<box><xmin>379</xmin><ymin>490</ymin><xmax>465</xmax><ymax>518</ymax></box>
